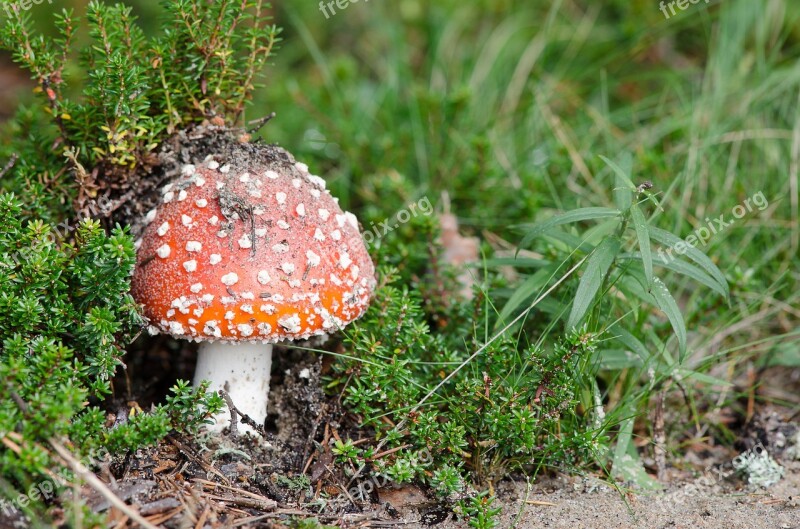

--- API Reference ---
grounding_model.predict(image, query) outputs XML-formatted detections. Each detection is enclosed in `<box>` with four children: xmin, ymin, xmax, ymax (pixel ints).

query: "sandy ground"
<box><xmin>496</xmin><ymin>474</ymin><xmax>799</xmax><ymax>529</ymax></box>
<box><xmin>385</xmin><ymin>463</ymin><xmax>800</xmax><ymax>529</ymax></box>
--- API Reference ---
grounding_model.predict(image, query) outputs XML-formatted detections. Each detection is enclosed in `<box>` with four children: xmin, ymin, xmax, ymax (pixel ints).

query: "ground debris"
<box><xmin>83</xmin><ymin>479</ymin><xmax>156</xmax><ymax>513</ymax></box>
<box><xmin>139</xmin><ymin>497</ymin><xmax>182</xmax><ymax>516</ymax></box>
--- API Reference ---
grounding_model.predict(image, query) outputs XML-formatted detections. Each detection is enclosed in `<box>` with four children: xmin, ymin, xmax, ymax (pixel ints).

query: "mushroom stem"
<box><xmin>193</xmin><ymin>342</ymin><xmax>272</xmax><ymax>434</ymax></box>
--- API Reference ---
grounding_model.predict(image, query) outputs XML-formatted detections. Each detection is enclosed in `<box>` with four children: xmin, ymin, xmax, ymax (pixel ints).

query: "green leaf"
<box><xmin>518</xmin><ymin>207</ymin><xmax>621</xmax><ymax>251</ymax></box>
<box><xmin>629</xmin><ymin>203</ymin><xmax>653</xmax><ymax>287</ymax></box>
<box><xmin>649</xmin><ymin>276</ymin><xmax>687</xmax><ymax>355</ymax></box>
<box><xmin>618</xmin><ymin>252</ymin><xmax>728</xmax><ymax>299</ymax></box>
<box><xmin>647</xmin><ymin>226</ymin><xmax>729</xmax><ymax>300</ymax></box>
<box><xmin>483</xmin><ymin>257</ymin><xmax>548</xmax><ymax>269</ymax></box>
<box><xmin>677</xmin><ymin>368</ymin><xmax>733</xmax><ymax>387</ymax></box>
<box><xmin>538</xmin><ymin>229</ymin><xmax>595</xmax><ymax>253</ymax></box>
<box><xmin>567</xmin><ymin>236</ymin><xmax>621</xmax><ymax>330</ymax></box>
<box><xmin>617</xmin><ymin>271</ymin><xmax>651</xmax><ymax>303</ymax></box>
<box><xmin>757</xmin><ymin>340</ymin><xmax>800</xmax><ymax>368</ymax></box>
<box><xmin>585</xmin><ymin>218</ymin><xmax>624</xmax><ymax>243</ymax></box>
<box><xmin>600</xmin><ymin>154</ymin><xmax>635</xmax><ymax>211</ymax></box>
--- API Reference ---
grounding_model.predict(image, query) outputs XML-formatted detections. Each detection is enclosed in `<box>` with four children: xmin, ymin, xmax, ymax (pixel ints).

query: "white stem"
<box><xmin>193</xmin><ymin>342</ymin><xmax>272</xmax><ymax>435</ymax></box>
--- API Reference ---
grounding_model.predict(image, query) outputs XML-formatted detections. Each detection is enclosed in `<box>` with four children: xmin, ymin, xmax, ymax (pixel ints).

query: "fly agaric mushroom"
<box><xmin>131</xmin><ymin>146</ymin><xmax>375</xmax><ymax>434</ymax></box>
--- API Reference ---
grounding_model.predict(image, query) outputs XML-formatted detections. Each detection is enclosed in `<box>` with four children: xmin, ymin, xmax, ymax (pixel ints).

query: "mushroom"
<box><xmin>131</xmin><ymin>148</ymin><xmax>376</xmax><ymax>434</ymax></box>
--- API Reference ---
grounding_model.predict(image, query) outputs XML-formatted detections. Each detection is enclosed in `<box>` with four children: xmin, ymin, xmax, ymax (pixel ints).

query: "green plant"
<box><xmin>0</xmin><ymin>192</ymin><xmax>225</xmax><ymax>520</ymax></box>
<box><xmin>508</xmin><ymin>156</ymin><xmax>731</xmax><ymax>485</ymax></box>
<box><xmin>275</xmin><ymin>474</ymin><xmax>313</xmax><ymax>493</ymax></box>
<box><xmin>456</xmin><ymin>491</ymin><xmax>501</xmax><ymax>529</ymax></box>
<box><xmin>331</xmin><ymin>439</ymin><xmax>362</xmax><ymax>465</ymax></box>
<box><xmin>281</xmin><ymin>517</ymin><xmax>337</xmax><ymax>529</ymax></box>
<box><xmin>330</xmin><ymin>155</ymin><xmax>729</xmax><ymax>525</ymax></box>
<box><xmin>332</xmin><ymin>263</ymin><xmax>604</xmax><ymax>514</ymax></box>
<box><xmin>430</xmin><ymin>465</ymin><xmax>464</xmax><ymax>496</ymax></box>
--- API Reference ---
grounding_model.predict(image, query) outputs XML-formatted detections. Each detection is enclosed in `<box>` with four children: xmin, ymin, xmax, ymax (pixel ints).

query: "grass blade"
<box><xmin>612</xmin><ymin>411</ymin><xmax>661</xmax><ymax>490</ymax></box>
<box><xmin>600</xmin><ymin>154</ymin><xmax>635</xmax><ymax>211</ymax></box>
<box><xmin>496</xmin><ymin>266</ymin><xmax>554</xmax><ymax>327</ymax></box>
<box><xmin>567</xmin><ymin>236</ymin><xmax>621</xmax><ymax>330</ymax></box>
<box><xmin>648</xmin><ymin>226</ymin><xmax>729</xmax><ymax>300</ymax></box>
<box><xmin>618</xmin><ymin>252</ymin><xmax>728</xmax><ymax>299</ymax></box>
<box><xmin>650</xmin><ymin>276</ymin><xmax>687</xmax><ymax>355</ymax></box>
<box><xmin>613</xmin><ymin>328</ymin><xmax>653</xmax><ymax>363</ymax></box>
<box><xmin>518</xmin><ymin>207</ymin><xmax>621</xmax><ymax>251</ymax></box>
<box><xmin>629</xmin><ymin>203</ymin><xmax>653</xmax><ymax>287</ymax></box>
<box><xmin>595</xmin><ymin>348</ymin><xmax>642</xmax><ymax>369</ymax></box>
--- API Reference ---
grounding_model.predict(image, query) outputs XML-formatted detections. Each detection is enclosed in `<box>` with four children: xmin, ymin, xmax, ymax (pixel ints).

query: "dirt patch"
<box><xmin>480</xmin><ymin>468</ymin><xmax>800</xmax><ymax>529</ymax></box>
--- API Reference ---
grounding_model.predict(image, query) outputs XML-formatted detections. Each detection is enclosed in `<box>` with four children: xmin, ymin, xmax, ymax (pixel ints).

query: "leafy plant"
<box><xmin>510</xmin><ymin>155</ymin><xmax>730</xmax><ymax>483</ymax></box>
<box><xmin>517</xmin><ymin>155</ymin><xmax>727</xmax><ymax>352</ymax></box>
<box><xmin>456</xmin><ymin>491</ymin><xmax>501</xmax><ymax>529</ymax></box>
<box><xmin>330</xmin><ymin>155</ymin><xmax>729</xmax><ymax>525</ymax></box>
<box><xmin>281</xmin><ymin>517</ymin><xmax>337</xmax><ymax>529</ymax></box>
<box><xmin>332</xmin><ymin>261</ymin><xmax>604</xmax><ymax>519</ymax></box>
<box><xmin>0</xmin><ymin>192</ymin><xmax>224</xmax><ymax>519</ymax></box>
<box><xmin>331</xmin><ymin>439</ymin><xmax>362</xmax><ymax>465</ymax></box>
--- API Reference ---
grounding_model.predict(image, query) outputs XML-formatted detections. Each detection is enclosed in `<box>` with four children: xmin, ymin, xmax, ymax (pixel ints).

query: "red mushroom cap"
<box><xmin>131</xmin><ymin>151</ymin><xmax>376</xmax><ymax>343</ymax></box>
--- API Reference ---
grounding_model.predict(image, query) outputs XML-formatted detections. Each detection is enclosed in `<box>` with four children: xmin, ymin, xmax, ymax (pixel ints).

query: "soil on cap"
<box><xmin>110</xmin><ymin>124</ymin><xmax>294</xmax><ymax>239</ymax></box>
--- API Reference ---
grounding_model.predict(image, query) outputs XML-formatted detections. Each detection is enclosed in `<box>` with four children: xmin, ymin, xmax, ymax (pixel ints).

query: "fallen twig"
<box><xmin>525</xmin><ymin>500</ymin><xmax>557</xmax><ymax>506</ymax></box>
<box><xmin>368</xmin><ymin>444</ymin><xmax>412</xmax><ymax>461</ymax></box>
<box><xmin>246</xmin><ymin>111</ymin><xmax>277</xmax><ymax>134</ymax></box>
<box><xmin>192</xmin><ymin>477</ymin><xmax>276</xmax><ymax>506</ymax></box>
<box><xmin>218</xmin><ymin>390</ymin><xmax>267</xmax><ymax>438</ymax></box>
<box><xmin>202</xmin><ymin>493</ymin><xmax>276</xmax><ymax>512</ymax></box>
<box><xmin>167</xmin><ymin>436</ymin><xmax>231</xmax><ymax>486</ymax></box>
<box><xmin>220</xmin><ymin>389</ymin><xmax>240</xmax><ymax>437</ymax></box>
